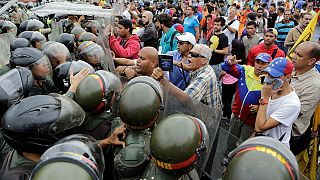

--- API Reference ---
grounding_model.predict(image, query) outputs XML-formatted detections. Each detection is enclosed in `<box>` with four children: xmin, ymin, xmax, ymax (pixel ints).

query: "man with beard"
<box><xmin>267</xmin><ymin>4</ymin><xmax>277</xmax><ymax>28</ymax></box>
<box><xmin>208</xmin><ymin>17</ymin><xmax>228</xmax><ymax>79</ymax></box>
<box><xmin>285</xmin><ymin>12</ymin><xmax>312</xmax><ymax>51</ymax></box>
<box><xmin>255</xmin><ymin>7</ymin><xmax>268</xmax><ymax>37</ymax></box>
<box><xmin>139</xmin><ymin>11</ymin><xmax>158</xmax><ymax>49</ymax></box>
<box><xmin>247</xmin><ymin>28</ymin><xmax>285</xmax><ymax>66</ymax></box>
<box><xmin>183</xmin><ymin>5</ymin><xmax>200</xmax><ymax>42</ymax></box>
<box><xmin>115</xmin><ymin>47</ymin><xmax>158</xmax><ymax>79</ymax></box>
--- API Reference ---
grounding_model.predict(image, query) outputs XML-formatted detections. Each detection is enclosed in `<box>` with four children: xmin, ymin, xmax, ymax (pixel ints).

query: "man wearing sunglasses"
<box><xmin>152</xmin><ymin>44</ymin><xmax>221</xmax><ymax>108</ymax></box>
<box><xmin>166</xmin><ymin>32</ymin><xmax>196</xmax><ymax>90</ymax></box>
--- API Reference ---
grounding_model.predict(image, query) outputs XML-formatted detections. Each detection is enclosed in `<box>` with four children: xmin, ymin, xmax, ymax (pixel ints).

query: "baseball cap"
<box><xmin>255</xmin><ymin>53</ymin><xmax>272</xmax><ymax>63</ymax></box>
<box><xmin>265</xmin><ymin>28</ymin><xmax>278</xmax><ymax>37</ymax></box>
<box><xmin>190</xmin><ymin>44</ymin><xmax>211</xmax><ymax>60</ymax></box>
<box><xmin>263</xmin><ymin>57</ymin><xmax>293</xmax><ymax>77</ymax></box>
<box><xmin>176</xmin><ymin>32</ymin><xmax>196</xmax><ymax>46</ymax></box>
<box><xmin>173</xmin><ymin>23</ymin><xmax>184</xmax><ymax>34</ymax></box>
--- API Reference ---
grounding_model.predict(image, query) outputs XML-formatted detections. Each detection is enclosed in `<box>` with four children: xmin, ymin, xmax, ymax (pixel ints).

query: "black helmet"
<box><xmin>0</xmin><ymin>94</ymin><xmax>86</xmax><ymax>153</ymax></box>
<box><xmin>26</xmin><ymin>19</ymin><xmax>44</xmax><ymax>31</ymax></box>
<box><xmin>0</xmin><ymin>67</ymin><xmax>33</xmax><ymax>117</ymax></box>
<box><xmin>42</xmin><ymin>42</ymin><xmax>71</xmax><ymax>69</ymax></box>
<box><xmin>10</xmin><ymin>47</ymin><xmax>52</xmax><ymax>79</ymax></box>
<box><xmin>30</xmin><ymin>134</ymin><xmax>104</xmax><ymax>180</ymax></box>
<box><xmin>70</xmin><ymin>27</ymin><xmax>86</xmax><ymax>40</ymax></box>
<box><xmin>75</xmin><ymin>70</ymin><xmax>121</xmax><ymax>113</ymax></box>
<box><xmin>56</xmin><ymin>33</ymin><xmax>76</xmax><ymax>52</ymax></box>
<box><xmin>150</xmin><ymin>114</ymin><xmax>208</xmax><ymax>175</ymax></box>
<box><xmin>223</xmin><ymin>136</ymin><xmax>299</xmax><ymax>180</ymax></box>
<box><xmin>19</xmin><ymin>20</ymin><xmax>29</xmax><ymax>33</ymax></box>
<box><xmin>0</xmin><ymin>20</ymin><xmax>17</xmax><ymax>35</ymax></box>
<box><xmin>77</xmin><ymin>41</ymin><xmax>105</xmax><ymax>69</ymax></box>
<box><xmin>17</xmin><ymin>30</ymin><xmax>33</xmax><ymax>40</ymax></box>
<box><xmin>10</xmin><ymin>38</ymin><xmax>31</xmax><ymax>51</ymax></box>
<box><xmin>18</xmin><ymin>31</ymin><xmax>47</xmax><ymax>48</ymax></box>
<box><xmin>119</xmin><ymin>76</ymin><xmax>163</xmax><ymax>130</ymax></box>
<box><xmin>78</xmin><ymin>32</ymin><xmax>97</xmax><ymax>43</ymax></box>
<box><xmin>53</xmin><ymin>60</ymin><xmax>95</xmax><ymax>93</ymax></box>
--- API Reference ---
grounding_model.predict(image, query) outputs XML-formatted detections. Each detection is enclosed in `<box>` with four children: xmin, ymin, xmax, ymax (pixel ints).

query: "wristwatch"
<box><xmin>259</xmin><ymin>98</ymin><xmax>268</xmax><ymax>105</ymax></box>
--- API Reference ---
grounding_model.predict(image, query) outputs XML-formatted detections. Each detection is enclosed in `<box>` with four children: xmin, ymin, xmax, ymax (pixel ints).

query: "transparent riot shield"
<box><xmin>48</xmin><ymin>21</ymin><xmax>63</xmax><ymax>41</ymax></box>
<box><xmin>0</xmin><ymin>32</ymin><xmax>15</xmax><ymax>65</ymax></box>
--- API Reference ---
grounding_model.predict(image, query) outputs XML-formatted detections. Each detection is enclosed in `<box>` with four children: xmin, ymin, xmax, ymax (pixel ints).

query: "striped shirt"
<box><xmin>184</xmin><ymin>65</ymin><xmax>221</xmax><ymax>107</ymax></box>
<box><xmin>275</xmin><ymin>20</ymin><xmax>295</xmax><ymax>43</ymax></box>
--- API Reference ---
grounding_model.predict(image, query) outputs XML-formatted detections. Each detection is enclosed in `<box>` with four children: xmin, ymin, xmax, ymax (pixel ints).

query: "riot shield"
<box><xmin>116</xmin><ymin>76</ymin><xmax>243</xmax><ymax>180</ymax></box>
<box><xmin>47</xmin><ymin>21</ymin><xmax>63</xmax><ymax>41</ymax></box>
<box><xmin>0</xmin><ymin>32</ymin><xmax>15</xmax><ymax>65</ymax></box>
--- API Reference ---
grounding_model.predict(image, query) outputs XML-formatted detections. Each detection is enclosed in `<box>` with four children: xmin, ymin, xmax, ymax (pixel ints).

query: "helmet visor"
<box><xmin>29</xmin><ymin>56</ymin><xmax>53</xmax><ymax>79</ymax></box>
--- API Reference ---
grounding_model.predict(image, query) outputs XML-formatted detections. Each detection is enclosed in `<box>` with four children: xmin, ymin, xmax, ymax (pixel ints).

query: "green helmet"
<box><xmin>223</xmin><ymin>136</ymin><xmax>299</xmax><ymax>180</ymax></box>
<box><xmin>150</xmin><ymin>114</ymin><xmax>208</xmax><ymax>175</ymax></box>
<box><xmin>75</xmin><ymin>70</ymin><xmax>121</xmax><ymax>113</ymax></box>
<box><xmin>119</xmin><ymin>76</ymin><xmax>163</xmax><ymax>130</ymax></box>
<box><xmin>30</xmin><ymin>134</ymin><xmax>104</xmax><ymax>180</ymax></box>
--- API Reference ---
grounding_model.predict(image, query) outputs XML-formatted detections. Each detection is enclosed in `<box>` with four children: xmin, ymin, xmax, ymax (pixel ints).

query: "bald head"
<box><xmin>142</xmin><ymin>11</ymin><xmax>153</xmax><ymax>25</ymax></box>
<box><xmin>136</xmin><ymin>47</ymin><xmax>158</xmax><ymax>75</ymax></box>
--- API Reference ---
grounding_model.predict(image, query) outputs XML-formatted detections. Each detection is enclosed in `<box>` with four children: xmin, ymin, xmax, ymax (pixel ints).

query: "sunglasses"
<box><xmin>190</xmin><ymin>52</ymin><xmax>205</xmax><ymax>58</ymax></box>
<box><xmin>178</xmin><ymin>41</ymin><xmax>189</xmax><ymax>45</ymax></box>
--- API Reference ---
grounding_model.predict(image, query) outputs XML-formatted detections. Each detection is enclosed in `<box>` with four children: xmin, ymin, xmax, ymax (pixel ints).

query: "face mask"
<box><xmin>263</xmin><ymin>76</ymin><xmax>283</xmax><ymax>91</ymax></box>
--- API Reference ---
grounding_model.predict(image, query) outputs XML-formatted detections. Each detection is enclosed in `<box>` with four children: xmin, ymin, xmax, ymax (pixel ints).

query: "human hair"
<box><xmin>301</xmin><ymin>12</ymin><xmax>312</xmax><ymax>19</ymax></box>
<box><xmin>302</xmin><ymin>3</ymin><xmax>307</xmax><ymax>8</ymax></box>
<box><xmin>247</xmin><ymin>12</ymin><xmax>256</xmax><ymax>21</ymax></box>
<box><xmin>310</xmin><ymin>43</ymin><xmax>320</xmax><ymax>61</ymax></box>
<box><xmin>278</xmin><ymin>6</ymin><xmax>285</xmax><ymax>13</ymax></box>
<box><xmin>119</xmin><ymin>19</ymin><xmax>133</xmax><ymax>34</ymax></box>
<box><xmin>270</xmin><ymin>3</ymin><xmax>276</xmax><ymax>8</ymax></box>
<box><xmin>214</xmin><ymin>17</ymin><xmax>226</xmax><ymax>26</ymax></box>
<box><xmin>261</xmin><ymin>3</ymin><xmax>267</xmax><ymax>8</ymax></box>
<box><xmin>257</xmin><ymin>7</ymin><xmax>264</xmax><ymax>12</ymax></box>
<box><xmin>231</xmin><ymin>39</ymin><xmax>246</xmax><ymax>64</ymax></box>
<box><xmin>156</xmin><ymin>13</ymin><xmax>173</xmax><ymax>28</ymax></box>
<box><xmin>246</xmin><ymin>20</ymin><xmax>256</xmax><ymax>28</ymax></box>
<box><xmin>187</xmin><ymin>5</ymin><xmax>195</xmax><ymax>12</ymax></box>
<box><xmin>115</xmin><ymin>15</ymin><xmax>123</xmax><ymax>20</ymax></box>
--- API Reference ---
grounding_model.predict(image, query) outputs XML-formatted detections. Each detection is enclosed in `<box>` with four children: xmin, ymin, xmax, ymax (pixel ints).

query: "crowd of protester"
<box><xmin>0</xmin><ymin>0</ymin><xmax>320</xmax><ymax>179</ymax></box>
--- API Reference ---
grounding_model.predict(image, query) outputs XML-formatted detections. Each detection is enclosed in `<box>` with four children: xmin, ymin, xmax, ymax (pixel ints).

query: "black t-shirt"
<box><xmin>209</xmin><ymin>33</ymin><xmax>228</xmax><ymax>65</ymax></box>
<box><xmin>267</xmin><ymin>13</ymin><xmax>278</xmax><ymax>28</ymax></box>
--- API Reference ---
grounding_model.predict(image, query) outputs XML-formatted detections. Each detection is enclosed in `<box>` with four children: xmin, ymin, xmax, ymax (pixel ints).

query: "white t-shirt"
<box><xmin>262</xmin><ymin>91</ymin><xmax>301</xmax><ymax>148</ymax></box>
<box><xmin>223</xmin><ymin>17</ymin><xmax>240</xmax><ymax>46</ymax></box>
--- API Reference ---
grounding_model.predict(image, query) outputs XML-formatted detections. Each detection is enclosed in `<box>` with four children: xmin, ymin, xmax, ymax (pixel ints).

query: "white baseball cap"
<box><xmin>176</xmin><ymin>32</ymin><xmax>196</xmax><ymax>46</ymax></box>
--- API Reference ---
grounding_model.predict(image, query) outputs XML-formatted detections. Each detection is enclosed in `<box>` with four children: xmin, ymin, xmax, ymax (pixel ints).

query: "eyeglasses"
<box><xmin>178</xmin><ymin>41</ymin><xmax>189</xmax><ymax>45</ymax></box>
<box><xmin>190</xmin><ymin>52</ymin><xmax>205</xmax><ymax>58</ymax></box>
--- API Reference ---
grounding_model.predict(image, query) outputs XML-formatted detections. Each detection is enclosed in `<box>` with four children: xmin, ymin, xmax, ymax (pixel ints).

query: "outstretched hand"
<box><xmin>68</xmin><ymin>67</ymin><xmax>91</xmax><ymax>93</ymax></box>
<box><xmin>99</xmin><ymin>125</ymin><xmax>127</xmax><ymax>148</ymax></box>
<box><xmin>227</xmin><ymin>55</ymin><xmax>242</xmax><ymax>65</ymax></box>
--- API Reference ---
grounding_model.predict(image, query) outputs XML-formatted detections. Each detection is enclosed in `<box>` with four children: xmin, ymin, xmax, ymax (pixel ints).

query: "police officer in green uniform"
<box><xmin>64</xmin><ymin>70</ymin><xmax>123</xmax><ymax>179</ymax></box>
<box><xmin>222</xmin><ymin>136</ymin><xmax>299</xmax><ymax>180</ymax></box>
<box><xmin>10</xmin><ymin>47</ymin><xmax>59</xmax><ymax>96</ymax></box>
<box><xmin>140</xmin><ymin>114</ymin><xmax>208</xmax><ymax>180</ymax></box>
<box><xmin>0</xmin><ymin>93</ymin><xmax>86</xmax><ymax>180</ymax></box>
<box><xmin>30</xmin><ymin>134</ymin><xmax>105</xmax><ymax>180</ymax></box>
<box><xmin>113</xmin><ymin>76</ymin><xmax>164</xmax><ymax>179</ymax></box>
<box><xmin>77</xmin><ymin>41</ymin><xmax>111</xmax><ymax>71</ymax></box>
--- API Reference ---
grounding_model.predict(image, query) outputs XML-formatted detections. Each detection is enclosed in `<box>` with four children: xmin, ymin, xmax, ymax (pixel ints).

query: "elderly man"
<box><xmin>152</xmin><ymin>44</ymin><xmax>221</xmax><ymax>108</ymax></box>
<box><xmin>289</xmin><ymin>42</ymin><xmax>320</xmax><ymax>155</ymax></box>
<box><xmin>115</xmin><ymin>47</ymin><xmax>158</xmax><ymax>79</ymax></box>
<box><xmin>139</xmin><ymin>11</ymin><xmax>158</xmax><ymax>49</ymax></box>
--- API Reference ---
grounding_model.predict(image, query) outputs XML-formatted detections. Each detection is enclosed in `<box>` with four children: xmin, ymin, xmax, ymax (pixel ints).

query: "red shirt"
<box><xmin>246</xmin><ymin>43</ymin><xmax>285</xmax><ymax>66</ymax></box>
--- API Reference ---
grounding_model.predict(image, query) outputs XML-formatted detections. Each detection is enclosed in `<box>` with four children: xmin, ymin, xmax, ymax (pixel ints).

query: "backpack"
<box><xmin>170</xmin><ymin>31</ymin><xmax>179</xmax><ymax>50</ymax></box>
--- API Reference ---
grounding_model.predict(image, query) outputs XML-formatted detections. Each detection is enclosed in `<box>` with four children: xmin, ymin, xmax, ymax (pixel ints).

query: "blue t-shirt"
<box><xmin>167</xmin><ymin>50</ymin><xmax>190</xmax><ymax>90</ymax></box>
<box><xmin>316</xmin><ymin>63</ymin><xmax>320</xmax><ymax>73</ymax></box>
<box><xmin>183</xmin><ymin>16</ymin><xmax>199</xmax><ymax>37</ymax></box>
